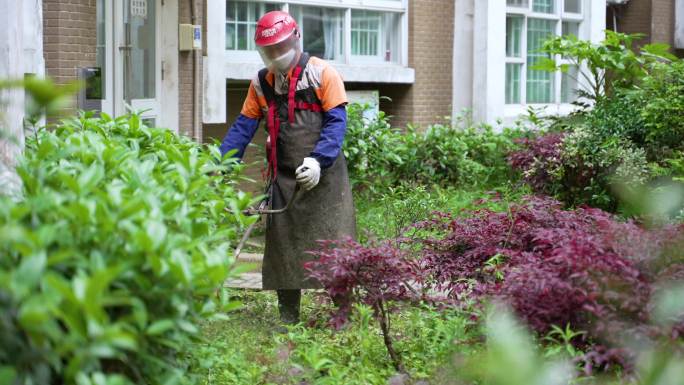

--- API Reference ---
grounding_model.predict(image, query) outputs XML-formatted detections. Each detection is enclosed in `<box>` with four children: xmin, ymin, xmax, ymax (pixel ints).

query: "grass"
<box><xmin>354</xmin><ymin>183</ymin><xmax>531</xmax><ymax>242</ymax></box>
<box><xmin>192</xmin><ymin>291</ymin><xmax>477</xmax><ymax>385</ymax></box>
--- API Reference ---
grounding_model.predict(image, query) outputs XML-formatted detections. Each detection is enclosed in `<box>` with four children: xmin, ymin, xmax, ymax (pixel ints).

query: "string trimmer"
<box><xmin>232</xmin><ymin>183</ymin><xmax>302</xmax><ymax>260</ymax></box>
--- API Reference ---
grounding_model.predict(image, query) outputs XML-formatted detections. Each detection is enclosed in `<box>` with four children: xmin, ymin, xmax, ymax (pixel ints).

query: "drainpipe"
<box><xmin>190</xmin><ymin>0</ymin><xmax>201</xmax><ymax>142</ymax></box>
<box><xmin>606</xmin><ymin>0</ymin><xmax>631</xmax><ymax>32</ymax></box>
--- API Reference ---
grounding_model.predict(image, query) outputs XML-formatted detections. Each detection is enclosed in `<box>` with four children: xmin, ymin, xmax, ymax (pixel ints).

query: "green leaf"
<box><xmin>11</xmin><ymin>251</ymin><xmax>47</xmax><ymax>297</ymax></box>
<box><xmin>146</xmin><ymin>319</ymin><xmax>176</xmax><ymax>336</ymax></box>
<box><xmin>77</xmin><ymin>162</ymin><xmax>104</xmax><ymax>193</ymax></box>
<box><xmin>0</xmin><ymin>367</ymin><xmax>17</xmax><ymax>385</ymax></box>
<box><xmin>177</xmin><ymin>319</ymin><xmax>199</xmax><ymax>334</ymax></box>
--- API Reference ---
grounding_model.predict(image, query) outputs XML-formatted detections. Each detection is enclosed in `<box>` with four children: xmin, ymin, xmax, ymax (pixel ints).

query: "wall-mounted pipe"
<box><xmin>189</xmin><ymin>0</ymin><xmax>201</xmax><ymax>142</ymax></box>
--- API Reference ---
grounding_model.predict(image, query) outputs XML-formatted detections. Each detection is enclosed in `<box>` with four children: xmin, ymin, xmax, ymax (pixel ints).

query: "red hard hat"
<box><xmin>255</xmin><ymin>11</ymin><xmax>298</xmax><ymax>47</ymax></box>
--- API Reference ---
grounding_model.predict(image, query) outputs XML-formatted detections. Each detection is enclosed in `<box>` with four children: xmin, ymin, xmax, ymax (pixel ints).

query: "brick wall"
<box><xmin>337</xmin><ymin>0</ymin><xmax>457</xmax><ymax>130</ymax></box>
<box><xmin>611</xmin><ymin>0</ymin><xmax>652</xmax><ymax>45</ymax></box>
<box><xmin>179</xmin><ymin>0</ymin><xmax>204</xmax><ymax>139</ymax></box>
<box><xmin>43</xmin><ymin>0</ymin><xmax>97</xmax><ymax>111</ymax></box>
<box><xmin>651</xmin><ymin>0</ymin><xmax>676</xmax><ymax>47</ymax></box>
<box><xmin>610</xmin><ymin>0</ymin><xmax>683</xmax><ymax>56</ymax></box>
<box><xmin>405</xmin><ymin>0</ymin><xmax>455</xmax><ymax>129</ymax></box>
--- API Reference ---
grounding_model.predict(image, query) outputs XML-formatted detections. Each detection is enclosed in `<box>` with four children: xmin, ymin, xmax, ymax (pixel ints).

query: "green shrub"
<box><xmin>537</xmin><ymin>30</ymin><xmax>677</xmax><ymax>101</ymax></box>
<box><xmin>343</xmin><ymin>103</ymin><xmax>402</xmax><ymax>190</ymax></box>
<box><xmin>0</xmin><ymin>112</ymin><xmax>254</xmax><ymax>384</ymax></box>
<box><xmin>344</xmin><ymin>105</ymin><xmax>522</xmax><ymax>191</ymax></box>
<box><xmin>639</xmin><ymin>61</ymin><xmax>684</xmax><ymax>157</ymax></box>
<box><xmin>513</xmin><ymin>38</ymin><xmax>684</xmax><ymax>213</ymax></box>
<box><xmin>396</xmin><ymin>123</ymin><xmax>520</xmax><ymax>188</ymax></box>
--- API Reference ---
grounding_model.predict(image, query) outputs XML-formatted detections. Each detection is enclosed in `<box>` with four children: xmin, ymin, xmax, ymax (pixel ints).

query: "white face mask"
<box><xmin>266</xmin><ymin>49</ymin><xmax>296</xmax><ymax>74</ymax></box>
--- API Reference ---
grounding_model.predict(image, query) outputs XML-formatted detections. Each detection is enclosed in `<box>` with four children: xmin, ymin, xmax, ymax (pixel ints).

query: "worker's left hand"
<box><xmin>295</xmin><ymin>157</ymin><xmax>321</xmax><ymax>191</ymax></box>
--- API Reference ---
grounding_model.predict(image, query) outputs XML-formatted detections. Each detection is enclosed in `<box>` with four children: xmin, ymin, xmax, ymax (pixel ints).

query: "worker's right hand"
<box><xmin>295</xmin><ymin>157</ymin><xmax>321</xmax><ymax>191</ymax></box>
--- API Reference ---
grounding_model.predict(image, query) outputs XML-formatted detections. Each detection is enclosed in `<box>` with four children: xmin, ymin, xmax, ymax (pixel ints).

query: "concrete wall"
<box><xmin>1</xmin><ymin>0</ymin><xmax>44</xmax><ymax>197</ymax></box>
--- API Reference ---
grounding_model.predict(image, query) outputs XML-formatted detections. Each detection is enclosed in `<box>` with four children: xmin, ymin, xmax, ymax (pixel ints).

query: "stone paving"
<box><xmin>224</xmin><ymin>252</ymin><xmax>263</xmax><ymax>289</ymax></box>
<box><xmin>224</xmin><ymin>271</ymin><xmax>263</xmax><ymax>289</ymax></box>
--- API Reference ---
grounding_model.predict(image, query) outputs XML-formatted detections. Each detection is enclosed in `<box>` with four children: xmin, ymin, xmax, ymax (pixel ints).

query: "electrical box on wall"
<box><xmin>179</xmin><ymin>24</ymin><xmax>202</xmax><ymax>51</ymax></box>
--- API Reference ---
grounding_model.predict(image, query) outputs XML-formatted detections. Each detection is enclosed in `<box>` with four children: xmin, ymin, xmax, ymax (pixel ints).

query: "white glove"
<box><xmin>295</xmin><ymin>157</ymin><xmax>321</xmax><ymax>191</ymax></box>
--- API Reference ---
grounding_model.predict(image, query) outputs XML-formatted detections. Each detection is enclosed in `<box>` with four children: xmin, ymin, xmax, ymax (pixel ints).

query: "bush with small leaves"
<box><xmin>0</xmin><ymin>112</ymin><xmax>255</xmax><ymax>384</ymax></box>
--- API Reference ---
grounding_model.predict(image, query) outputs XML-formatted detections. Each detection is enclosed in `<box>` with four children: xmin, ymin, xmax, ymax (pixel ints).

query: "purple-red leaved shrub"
<box><xmin>508</xmin><ymin>133</ymin><xmax>566</xmax><ymax>194</ymax></box>
<box><xmin>307</xmin><ymin>196</ymin><xmax>684</xmax><ymax>372</ymax></box>
<box><xmin>305</xmin><ymin>238</ymin><xmax>422</xmax><ymax>329</ymax></box>
<box><xmin>411</xmin><ymin>196</ymin><xmax>684</xmax><ymax>369</ymax></box>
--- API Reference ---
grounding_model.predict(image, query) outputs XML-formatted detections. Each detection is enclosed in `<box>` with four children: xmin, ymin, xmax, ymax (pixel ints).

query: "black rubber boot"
<box><xmin>277</xmin><ymin>289</ymin><xmax>301</xmax><ymax>325</ymax></box>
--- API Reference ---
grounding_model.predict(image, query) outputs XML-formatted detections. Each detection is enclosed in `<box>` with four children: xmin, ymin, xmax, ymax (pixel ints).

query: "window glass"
<box><xmin>526</xmin><ymin>18</ymin><xmax>556</xmax><ymax>103</ymax></box>
<box><xmin>290</xmin><ymin>6</ymin><xmax>344</xmax><ymax>61</ymax></box>
<box><xmin>561</xmin><ymin>65</ymin><xmax>578</xmax><ymax>103</ymax></box>
<box><xmin>564</xmin><ymin>0</ymin><xmax>581</xmax><ymax>13</ymax></box>
<box><xmin>507</xmin><ymin>0</ymin><xmax>529</xmax><ymax>7</ymax></box>
<box><xmin>382</xmin><ymin>12</ymin><xmax>401</xmax><ymax>63</ymax></box>
<box><xmin>124</xmin><ymin>0</ymin><xmax>156</xmax><ymax>100</ymax></box>
<box><xmin>506</xmin><ymin>16</ymin><xmax>523</xmax><ymax>57</ymax></box>
<box><xmin>562</xmin><ymin>21</ymin><xmax>580</xmax><ymax>37</ymax></box>
<box><xmin>226</xmin><ymin>1</ymin><xmax>279</xmax><ymax>50</ymax></box>
<box><xmin>532</xmin><ymin>0</ymin><xmax>555</xmax><ymax>13</ymax></box>
<box><xmin>506</xmin><ymin>63</ymin><xmax>522</xmax><ymax>104</ymax></box>
<box><xmin>352</xmin><ymin>10</ymin><xmax>381</xmax><ymax>56</ymax></box>
<box><xmin>351</xmin><ymin>10</ymin><xmax>400</xmax><ymax>62</ymax></box>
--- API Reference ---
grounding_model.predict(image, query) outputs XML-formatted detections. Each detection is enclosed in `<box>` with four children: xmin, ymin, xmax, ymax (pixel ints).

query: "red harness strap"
<box><xmin>288</xmin><ymin>65</ymin><xmax>302</xmax><ymax>124</ymax></box>
<box><xmin>295</xmin><ymin>100</ymin><xmax>322</xmax><ymax>112</ymax></box>
<box><xmin>267</xmin><ymin>100</ymin><xmax>280</xmax><ymax>180</ymax></box>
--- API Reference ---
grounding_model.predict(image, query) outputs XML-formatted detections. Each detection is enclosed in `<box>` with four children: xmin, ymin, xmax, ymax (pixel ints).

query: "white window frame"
<box><xmin>505</xmin><ymin>0</ymin><xmax>586</xmax><ymax>107</ymax></box>
<box><xmin>224</xmin><ymin>0</ymin><xmax>408</xmax><ymax>67</ymax></box>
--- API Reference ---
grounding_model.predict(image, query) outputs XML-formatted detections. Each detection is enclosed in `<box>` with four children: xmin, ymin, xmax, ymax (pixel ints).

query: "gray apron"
<box><xmin>260</xmin><ymin>61</ymin><xmax>356</xmax><ymax>290</ymax></box>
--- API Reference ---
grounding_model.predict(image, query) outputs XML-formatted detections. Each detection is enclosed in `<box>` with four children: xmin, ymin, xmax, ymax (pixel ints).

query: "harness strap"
<box><xmin>288</xmin><ymin>67</ymin><xmax>301</xmax><ymax>124</ymax></box>
<box><xmin>294</xmin><ymin>100</ymin><xmax>322</xmax><ymax>112</ymax></box>
<box><xmin>267</xmin><ymin>100</ymin><xmax>280</xmax><ymax>180</ymax></box>
<box><xmin>257</xmin><ymin>53</ymin><xmax>316</xmax><ymax>181</ymax></box>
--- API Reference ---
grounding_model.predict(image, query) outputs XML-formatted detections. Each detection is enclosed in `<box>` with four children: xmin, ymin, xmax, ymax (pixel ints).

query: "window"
<box><xmin>352</xmin><ymin>10</ymin><xmax>381</xmax><ymax>56</ymax></box>
<box><xmin>505</xmin><ymin>0</ymin><xmax>584</xmax><ymax>105</ymax></box>
<box><xmin>290</xmin><ymin>5</ymin><xmax>344</xmax><ymax>61</ymax></box>
<box><xmin>564</xmin><ymin>0</ymin><xmax>581</xmax><ymax>14</ymax></box>
<box><xmin>561</xmin><ymin>65</ymin><xmax>578</xmax><ymax>103</ymax></box>
<box><xmin>526</xmin><ymin>18</ymin><xmax>555</xmax><ymax>103</ymax></box>
<box><xmin>532</xmin><ymin>0</ymin><xmax>555</xmax><ymax>14</ymax></box>
<box><xmin>225</xmin><ymin>1</ymin><xmax>406</xmax><ymax>66</ymax></box>
<box><xmin>507</xmin><ymin>0</ymin><xmax>529</xmax><ymax>7</ymax></box>
<box><xmin>225</xmin><ymin>1</ymin><xmax>280</xmax><ymax>50</ymax></box>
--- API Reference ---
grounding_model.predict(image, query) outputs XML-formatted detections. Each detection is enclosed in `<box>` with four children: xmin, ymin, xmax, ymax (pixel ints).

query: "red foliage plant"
<box><xmin>507</xmin><ymin>133</ymin><xmax>566</xmax><ymax>194</ymax></box>
<box><xmin>305</xmin><ymin>238</ymin><xmax>422</xmax><ymax>329</ymax></box>
<box><xmin>306</xmin><ymin>196</ymin><xmax>684</xmax><ymax>372</ymax></box>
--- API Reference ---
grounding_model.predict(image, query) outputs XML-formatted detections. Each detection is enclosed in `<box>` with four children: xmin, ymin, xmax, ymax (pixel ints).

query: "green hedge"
<box><xmin>0</xmin><ymin>113</ymin><xmax>254</xmax><ymax>384</ymax></box>
<box><xmin>343</xmin><ymin>104</ymin><xmax>522</xmax><ymax>191</ymax></box>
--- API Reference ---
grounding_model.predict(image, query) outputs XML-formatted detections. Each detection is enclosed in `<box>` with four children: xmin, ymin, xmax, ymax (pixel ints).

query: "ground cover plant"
<box><xmin>0</xmin><ymin>112</ymin><xmax>255</xmax><ymax>384</ymax></box>
<box><xmin>192</xmin><ymin>290</ymin><xmax>476</xmax><ymax>385</ymax></box>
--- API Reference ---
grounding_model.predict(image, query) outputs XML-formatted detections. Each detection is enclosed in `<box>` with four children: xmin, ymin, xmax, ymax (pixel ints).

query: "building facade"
<box><xmin>607</xmin><ymin>0</ymin><xmax>684</xmax><ymax>56</ymax></box>
<box><xmin>22</xmin><ymin>0</ymin><xmax>684</xmax><ymax>141</ymax></box>
<box><xmin>203</xmin><ymin>0</ymin><xmax>608</xmax><ymax>143</ymax></box>
<box><xmin>41</xmin><ymin>0</ymin><xmax>206</xmax><ymax>140</ymax></box>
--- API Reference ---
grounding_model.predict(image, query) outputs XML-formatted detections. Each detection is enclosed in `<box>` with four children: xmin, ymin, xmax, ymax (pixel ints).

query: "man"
<box><xmin>219</xmin><ymin>11</ymin><xmax>356</xmax><ymax>325</ymax></box>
